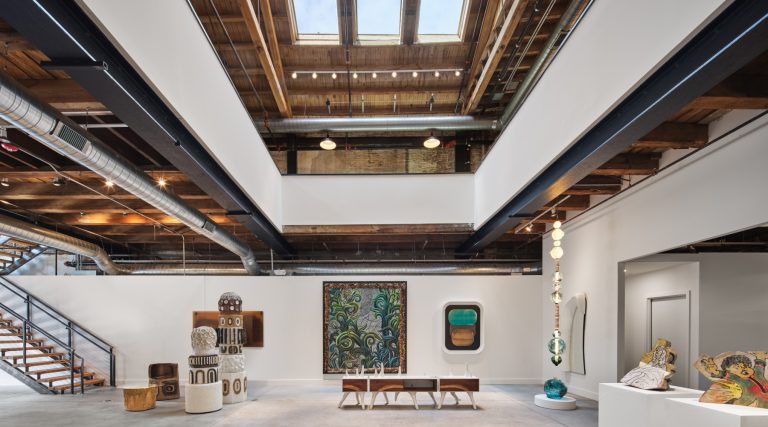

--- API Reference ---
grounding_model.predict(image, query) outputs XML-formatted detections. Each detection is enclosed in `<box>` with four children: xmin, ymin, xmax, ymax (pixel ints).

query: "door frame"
<box><xmin>645</xmin><ymin>291</ymin><xmax>691</xmax><ymax>387</ymax></box>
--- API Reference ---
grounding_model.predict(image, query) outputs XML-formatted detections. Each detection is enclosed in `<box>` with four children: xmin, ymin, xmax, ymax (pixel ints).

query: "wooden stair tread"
<box><xmin>6</xmin><ymin>352</ymin><xmax>65</xmax><ymax>361</ymax></box>
<box><xmin>14</xmin><ymin>359</ymin><xmax>71</xmax><ymax>368</ymax></box>
<box><xmin>0</xmin><ymin>332</ymin><xmax>32</xmax><ymax>337</ymax></box>
<box><xmin>0</xmin><ymin>339</ymin><xmax>43</xmax><ymax>344</ymax></box>
<box><xmin>30</xmin><ymin>366</ymin><xmax>81</xmax><ymax>377</ymax></box>
<box><xmin>50</xmin><ymin>378</ymin><xmax>104</xmax><ymax>392</ymax></box>
<box><xmin>39</xmin><ymin>372</ymin><xmax>94</xmax><ymax>385</ymax></box>
<box><xmin>0</xmin><ymin>345</ymin><xmax>54</xmax><ymax>353</ymax></box>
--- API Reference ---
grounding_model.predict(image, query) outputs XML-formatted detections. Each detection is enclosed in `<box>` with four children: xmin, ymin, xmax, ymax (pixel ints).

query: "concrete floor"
<box><xmin>0</xmin><ymin>383</ymin><xmax>597</xmax><ymax>427</ymax></box>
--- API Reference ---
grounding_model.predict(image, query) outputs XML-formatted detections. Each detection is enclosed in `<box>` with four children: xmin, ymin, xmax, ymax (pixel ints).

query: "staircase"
<box><xmin>0</xmin><ymin>237</ymin><xmax>47</xmax><ymax>275</ymax></box>
<box><xmin>0</xmin><ymin>276</ymin><xmax>115</xmax><ymax>394</ymax></box>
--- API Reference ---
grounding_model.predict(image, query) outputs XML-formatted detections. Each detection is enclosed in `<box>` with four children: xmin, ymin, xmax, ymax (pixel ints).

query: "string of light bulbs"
<box><xmin>290</xmin><ymin>69</ymin><xmax>463</xmax><ymax>80</ymax></box>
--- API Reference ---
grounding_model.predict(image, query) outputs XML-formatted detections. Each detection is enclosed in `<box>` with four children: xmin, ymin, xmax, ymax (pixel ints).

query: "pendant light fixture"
<box><xmin>0</xmin><ymin>127</ymin><xmax>18</xmax><ymax>152</ymax></box>
<box><xmin>423</xmin><ymin>132</ymin><xmax>440</xmax><ymax>149</ymax></box>
<box><xmin>320</xmin><ymin>133</ymin><xmax>336</xmax><ymax>150</ymax></box>
<box><xmin>547</xmin><ymin>220</ymin><xmax>567</xmax><ymax>366</ymax></box>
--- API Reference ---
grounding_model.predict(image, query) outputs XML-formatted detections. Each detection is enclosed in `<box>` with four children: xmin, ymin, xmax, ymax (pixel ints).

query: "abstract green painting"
<box><xmin>323</xmin><ymin>281</ymin><xmax>406</xmax><ymax>374</ymax></box>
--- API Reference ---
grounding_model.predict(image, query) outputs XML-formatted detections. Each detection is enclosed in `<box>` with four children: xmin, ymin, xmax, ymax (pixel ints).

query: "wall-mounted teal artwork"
<box><xmin>323</xmin><ymin>281</ymin><xmax>407</xmax><ymax>374</ymax></box>
<box><xmin>443</xmin><ymin>302</ymin><xmax>483</xmax><ymax>353</ymax></box>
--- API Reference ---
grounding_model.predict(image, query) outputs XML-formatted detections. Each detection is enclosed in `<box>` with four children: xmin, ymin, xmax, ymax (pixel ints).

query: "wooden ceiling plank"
<box><xmin>633</xmin><ymin>121</ymin><xmax>709</xmax><ymax>150</ymax></box>
<box><xmin>463</xmin><ymin>0</ymin><xmax>527</xmax><ymax>114</ymax></box>
<box><xmin>239</xmin><ymin>0</ymin><xmax>292</xmax><ymax>117</ymax></box>
<box><xmin>259</xmin><ymin>0</ymin><xmax>291</xmax><ymax>112</ymax></box>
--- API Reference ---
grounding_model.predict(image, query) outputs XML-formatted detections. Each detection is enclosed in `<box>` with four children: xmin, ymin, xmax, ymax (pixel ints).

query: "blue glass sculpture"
<box><xmin>544</xmin><ymin>378</ymin><xmax>568</xmax><ymax>399</ymax></box>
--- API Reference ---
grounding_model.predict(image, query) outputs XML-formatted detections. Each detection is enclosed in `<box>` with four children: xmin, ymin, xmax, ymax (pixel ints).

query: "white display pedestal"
<box><xmin>534</xmin><ymin>394</ymin><xmax>576</xmax><ymax>410</ymax></box>
<box><xmin>598</xmin><ymin>383</ymin><xmax>703</xmax><ymax>427</ymax></box>
<box><xmin>665</xmin><ymin>398</ymin><xmax>768</xmax><ymax>427</ymax></box>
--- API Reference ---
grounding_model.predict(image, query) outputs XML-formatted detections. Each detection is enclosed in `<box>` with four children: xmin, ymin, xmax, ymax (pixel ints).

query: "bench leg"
<box><xmin>394</xmin><ymin>392</ymin><xmax>400</xmax><ymax>402</ymax></box>
<box><xmin>438</xmin><ymin>391</ymin><xmax>446</xmax><ymax>409</ymax></box>
<box><xmin>357</xmin><ymin>392</ymin><xmax>365</xmax><ymax>410</ymax></box>
<box><xmin>383</xmin><ymin>392</ymin><xmax>389</xmax><ymax>405</ymax></box>
<box><xmin>429</xmin><ymin>392</ymin><xmax>437</xmax><ymax>407</ymax></box>
<box><xmin>468</xmin><ymin>391</ymin><xmax>477</xmax><ymax>410</ymax></box>
<box><xmin>451</xmin><ymin>391</ymin><xmax>460</xmax><ymax>404</ymax></box>
<box><xmin>409</xmin><ymin>391</ymin><xmax>419</xmax><ymax>410</ymax></box>
<box><xmin>338</xmin><ymin>392</ymin><xmax>350</xmax><ymax>408</ymax></box>
<box><xmin>369</xmin><ymin>391</ymin><xmax>379</xmax><ymax>410</ymax></box>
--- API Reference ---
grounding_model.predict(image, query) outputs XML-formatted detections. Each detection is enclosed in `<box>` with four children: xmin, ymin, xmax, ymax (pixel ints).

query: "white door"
<box><xmin>649</xmin><ymin>294</ymin><xmax>690</xmax><ymax>388</ymax></box>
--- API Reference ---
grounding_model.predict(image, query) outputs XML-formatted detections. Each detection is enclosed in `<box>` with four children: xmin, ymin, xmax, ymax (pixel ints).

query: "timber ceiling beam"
<box><xmin>685</xmin><ymin>71</ymin><xmax>768</xmax><ymax>110</ymax></box>
<box><xmin>401</xmin><ymin>0</ymin><xmax>420</xmax><ymax>45</ymax></box>
<box><xmin>239</xmin><ymin>0</ymin><xmax>292</xmax><ymax>117</ymax></box>
<box><xmin>258</xmin><ymin>0</ymin><xmax>290</xmax><ymax>111</ymax></box>
<box><xmin>463</xmin><ymin>0</ymin><xmax>527</xmax><ymax>114</ymax></box>
<box><xmin>633</xmin><ymin>122</ymin><xmax>708</xmax><ymax>150</ymax></box>
<box><xmin>15</xmin><ymin>78</ymin><xmax>106</xmax><ymax>111</ymax></box>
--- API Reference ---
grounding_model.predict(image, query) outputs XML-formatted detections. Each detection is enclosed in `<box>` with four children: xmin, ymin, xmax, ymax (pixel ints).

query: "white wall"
<box><xmin>282</xmin><ymin>175</ymin><xmax>474</xmax><ymax>225</ymax></box>
<box><xmin>10</xmin><ymin>274</ymin><xmax>541</xmax><ymax>386</ymax></box>
<box><xmin>539</xmin><ymin>111</ymin><xmax>768</xmax><ymax>400</ymax></box>
<box><xmin>79</xmin><ymin>0</ymin><xmax>283</xmax><ymax>229</ymax></box>
<box><xmin>623</xmin><ymin>262</ymin><xmax>699</xmax><ymax>387</ymax></box>
<box><xmin>473</xmin><ymin>0</ymin><xmax>731</xmax><ymax>227</ymax></box>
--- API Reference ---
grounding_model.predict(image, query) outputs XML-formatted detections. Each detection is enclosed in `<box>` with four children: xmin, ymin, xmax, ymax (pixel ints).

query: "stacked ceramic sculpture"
<box><xmin>185</xmin><ymin>326</ymin><xmax>223</xmax><ymax>414</ymax></box>
<box><xmin>218</xmin><ymin>292</ymin><xmax>248</xmax><ymax>404</ymax></box>
<box><xmin>620</xmin><ymin>338</ymin><xmax>677</xmax><ymax>390</ymax></box>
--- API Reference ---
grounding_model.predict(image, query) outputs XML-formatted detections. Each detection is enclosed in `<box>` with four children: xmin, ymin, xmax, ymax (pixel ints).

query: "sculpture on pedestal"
<box><xmin>695</xmin><ymin>351</ymin><xmax>768</xmax><ymax>408</ymax></box>
<box><xmin>547</xmin><ymin>221</ymin><xmax>566</xmax><ymax>366</ymax></box>
<box><xmin>185</xmin><ymin>326</ymin><xmax>223</xmax><ymax>414</ymax></box>
<box><xmin>620</xmin><ymin>338</ymin><xmax>677</xmax><ymax>390</ymax></box>
<box><xmin>218</xmin><ymin>292</ymin><xmax>247</xmax><ymax>404</ymax></box>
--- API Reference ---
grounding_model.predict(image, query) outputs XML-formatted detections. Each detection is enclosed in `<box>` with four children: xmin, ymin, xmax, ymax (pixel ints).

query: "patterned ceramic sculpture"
<box><xmin>218</xmin><ymin>292</ymin><xmax>247</xmax><ymax>404</ymax></box>
<box><xmin>185</xmin><ymin>326</ymin><xmax>223</xmax><ymax>414</ymax></box>
<box><xmin>695</xmin><ymin>351</ymin><xmax>768</xmax><ymax>408</ymax></box>
<box><xmin>621</xmin><ymin>338</ymin><xmax>677</xmax><ymax>390</ymax></box>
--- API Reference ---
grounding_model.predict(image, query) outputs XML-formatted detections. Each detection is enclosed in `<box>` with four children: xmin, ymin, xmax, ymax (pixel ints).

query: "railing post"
<box><xmin>68</xmin><ymin>322</ymin><xmax>74</xmax><ymax>395</ymax></box>
<box><xmin>80</xmin><ymin>358</ymin><xmax>84</xmax><ymax>395</ymax></box>
<box><xmin>21</xmin><ymin>319</ymin><xmax>27</xmax><ymax>372</ymax></box>
<box><xmin>110</xmin><ymin>348</ymin><xmax>115</xmax><ymax>387</ymax></box>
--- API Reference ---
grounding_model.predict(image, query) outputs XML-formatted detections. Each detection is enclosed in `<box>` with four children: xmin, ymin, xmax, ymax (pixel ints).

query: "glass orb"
<box><xmin>552</xmin><ymin>271</ymin><xmax>563</xmax><ymax>283</ymax></box>
<box><xmin>551</xmin><ymin>354</ymin><xmax>563</xmax><ymax>366</ymax></box>
<box><xmin>553</xmin><ymin>221</ymin><xmax>562</xmax><ymax>229</ymax></box>
<box><xmin>548</xmin><ymin>335</ymin><xmax>566</xmax><ymax>355</ymax></box>
<box><xmin>544</xmin><ymin>378</ymin><xmax>568</xmax><ymax>399</ymax></box>
<box><xmin>550</xmin><ymin>291</ymin><xmax>562</xmax><ymax>304</ymax></box>
<box><xmin>549</xmin><ymin>246</ymin><xmax>564</xmax><ymax>260</ymax></box>
<box><xmin>552</xmin><ymin>228</ymin><xmax>565</xmax><ymax>241</ymax></box>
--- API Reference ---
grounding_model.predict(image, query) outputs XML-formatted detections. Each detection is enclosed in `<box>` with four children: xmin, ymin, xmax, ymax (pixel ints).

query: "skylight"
<box><xmin>357</xmin><ymin>0</ymin><xmax>402</xmax><ymax>44</ymax></box>
<box><xmin>418</xmin><ymin>0</ymin><xmax>468</xmax><ymax>42</ymax></box>
<box><xmin>292</xmin><ymin>0</ymin><xmax>339</xmax><ymax>44</ymax></box>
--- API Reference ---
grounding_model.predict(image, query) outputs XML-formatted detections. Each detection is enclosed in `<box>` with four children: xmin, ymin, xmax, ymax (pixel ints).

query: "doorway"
<box><xmin>647</xmin><ymin>294</ymin><xmax>690</xmax><ymax>388</ymax></box>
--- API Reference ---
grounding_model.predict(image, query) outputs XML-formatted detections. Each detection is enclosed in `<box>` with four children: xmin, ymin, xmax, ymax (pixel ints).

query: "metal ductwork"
<box><xmin>260</xmin><ymin>115</ymin><xmax>497</xmax><ymax>134</ymax></box>
<box><xmin>0</xmin><ymin>213</ymin><xmax>126</xmax><ymax>275</ymax></box>
<box><xmin>66</xmin><ymin>260</ymin><xmax>542</xmax><ymax>276</ymax></box>
<box><xmin>0</xmin><ymin>73</ymin><xmax>260</xmax><ymax>275</ymax></box>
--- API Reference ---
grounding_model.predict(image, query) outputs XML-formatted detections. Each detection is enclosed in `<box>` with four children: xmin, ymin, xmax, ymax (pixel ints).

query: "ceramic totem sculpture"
<box><xmin>185</xmin><ymin>326</ymin><xmax>223</xmax><ymax>414</ymax></box>
<box><xmin>620</xmin><ymin>338</ymin><xmax>677</xmax><ymax>390</ymax></box>
<box><xmin>218</xmin><ymin>292</ymin><xmax>248</xmax><ymax>404</ymax></box>
<box><xmin>695</xmin><ymin>351</ymin><xmax>768</xmax><ymax>408</ymax></box>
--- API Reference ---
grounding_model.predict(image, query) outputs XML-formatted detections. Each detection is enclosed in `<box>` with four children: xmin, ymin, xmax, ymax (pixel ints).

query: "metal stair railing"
<box><xmin>0</xmin><ymin>275</ymin><xmax>115</xmax><ymax>389</ymax></box>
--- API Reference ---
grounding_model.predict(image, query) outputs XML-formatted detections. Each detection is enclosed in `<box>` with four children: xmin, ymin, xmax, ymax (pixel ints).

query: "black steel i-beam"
<box><xmin>0</xmin><ymin>0</ymin><xmax>295</xmax><ymax>256</ymax></box>
<box><xmin>457</xmin><ymin>0</ymin><xmax>768</xmax><ymax>256</ymax></box>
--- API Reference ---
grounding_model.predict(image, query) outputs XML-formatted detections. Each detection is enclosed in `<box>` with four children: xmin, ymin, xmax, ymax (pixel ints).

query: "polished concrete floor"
<box><xmin>0</xmin><ymin>383</ymin><xmax>597</xmax><ymax>426</ymax></box>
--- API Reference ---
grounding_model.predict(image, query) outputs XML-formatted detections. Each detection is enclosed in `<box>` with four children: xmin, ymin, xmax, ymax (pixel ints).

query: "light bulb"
<box><xmin>312</xmin><ymin>72</ymin><xmax>318</xmax><ymax>79</ymax></box>
<box><xmin>291</xmin><ymin>72</ymin><xmax>297</xmax><ymax>79</ymax></box>
<box><xmin>412</xmin><ymin>71</ymin><xmax>418</xmax><ymax>78</ymax></box>
<box><xmin>353</xmin><ymin>72</ymin><xmax>358</xmax><ymax>79</ymax></box>
<box><xmin>455</xmin><ymin>70</ymin><xmax>461</xmax><ymax>77</ymax></box>
<box><xmin>320</xmin><ymin>135</ymin><xmax>336</xmax><ymax>150</ymax></box>
<box><xmin>391</xmin><ymin>71</ymin><xmax>397</xmax><ymax>78</ymax></box>
<box><xmin>434</xmin><ymin>71</ymin><xmax>440</xmax><ymax>77</ymax></box>
<box><xmin>157</xmin><ymin>178</ymin><xmax>167</xmax><ymax>187</ymax></box>
<box><xmin>331</xmin><ymin>72</ymin><xmax>337</xmax><ymax>79</ymax></box>
<box><xmin>105</xmin><ymin>180</ymin><xmax>114</xmax><ymax>188</ymax></box>
<box><xmin>372</xmin><ymin>72</ymin><xmax>377</xmax><ymax>79</ymax></box>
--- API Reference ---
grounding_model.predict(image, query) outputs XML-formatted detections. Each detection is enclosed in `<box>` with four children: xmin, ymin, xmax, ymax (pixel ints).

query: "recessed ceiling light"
<box><xmin>312</xmin><ymin>72</ymin><xmax>318</xmax><ymax>79</ymax></box>
<box><xmin>434</xmin><ymin>71</ymin><xmax>440</xmax><ymax>77</ymax></box>
<box><xmin>391</xmin><ymin>71</ymin><xmax>397</xmax><ymax>78</ymax></box>
<box><xmin>320</xmin><ymin>134</ymin><xmax>336</xmax><ymax>150</ymax></box>
<box><xmin>423</xmin><ymin>132</ymin><xmax>440</xmax><ymax>149</ymax></box>
<box><xmin>372</xmin><ymin>72</ymin><xmax>377</xmax><ymax>79</ymax></box>
<box><xmin>291</xmin><ymin>72</ymin><xmax>298</xmax><ymax>79</ymax></box>
<box><xmin>353</xmin><ymin>72</ymin><xmax>358</xmax><ymax>79</ymax></box>
<box><xmin>331</xmin><ymin>72</ymin><xmax>337</xmax><ymax>79</ymax></box>
<box><xmin>412</xmin><ymin>71</ymin><xmax>418</xmax><ymax>78</ymax></box>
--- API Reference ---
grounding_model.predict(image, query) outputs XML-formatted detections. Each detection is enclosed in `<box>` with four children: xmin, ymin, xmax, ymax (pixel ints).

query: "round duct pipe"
<box><xmin>260</xmin><ymin>116</ymin><xmax>497</xmax><ymax>134</ymax></box>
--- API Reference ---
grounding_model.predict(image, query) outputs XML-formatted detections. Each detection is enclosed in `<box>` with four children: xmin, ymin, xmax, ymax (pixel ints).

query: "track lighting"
<box><xmin>423</xmin><ymin>132</ymin><xmax>440</xmax><ymax>149</ymax></box>
<box><xmin>320</xmin><ymin>133</ymin><xmax>336</xmax><ymax>150</ymax></box>
<box><xmin>52</xmin><ymin>177</ymin><xmax>64</xmax><ymax>187</ymax></box>
<box><xmin>291</xmin><ymin>72</ymin><xmax>297</xmax><ymax>79</ymax></box>
<box><xmin>0</xmin><ymin>178</ymin><xmax>9</xmax><ymax>188</ymax></box>
<box><xmin>312</xmin><ymin>72</ymin><xmax>318</xmax><ymax>79</ymax></box>
<box><xmin>525</xmin><ymin>224</ymin><xmax>533</xmax><ymax>232</ymax></box>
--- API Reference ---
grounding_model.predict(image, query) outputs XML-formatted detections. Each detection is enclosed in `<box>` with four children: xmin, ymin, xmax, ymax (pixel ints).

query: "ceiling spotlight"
<box><xmin>157</xmin><ymin>178</ymin><xmax>167</xmax><ymax>187</ymax></box>
<box><xmin>291</xmin><ymin>72</ymin><xmax>297</xmax><ymax>79</ymax></box>
<box><xmin>0</xmin><ymin>128</ymin><xmax>18</xmax><ymax>153</ymax></box>
<box><xmin>525</xmin><ymin>224</ymin><xmax>533</xmax><ymax>232</ymax></box>
<box><xmin>312</xmin><ymin>72</ymin><xmax>318</xmax><ymax>79</ymax></box>
<box><xmin>372</xmin><ymin>72</ymin><xmax>377</xmax><ymax>79</ymax></box>
<box><xmin>79</xmin><ymin>211</ymin><xmax>86</xmax><ymax>217</ymax></box>
<box><xmin>412</xmin><ymin>71</ymin><xmax>418</xmax><ymax>78</ymax></box>
<box><xmin>320</xmin><ymin>133</ymin><xmax>336</xmax><ymax>150</ymax></box>
<box><xmin>455</xmin><ymin>70</ymin><xmax>461</xmax><ymax>77</ymax></box>
<box><xmin>434</xmin><ymin>71</ymin><xmax>440</xmax><ymax>77</ymax></box>
<box><xmin>52</xmin><ymin>177</ymin><xmax>64</xmax><ymax>187</ymax></box>
<box><xmin>105</xmin><ymin>180</ymin><xmax>114</xmax><ymax>188</ymax></box>
<box><xmin>0</xmin><ymin>178</ymin><xmax>9</xmax><ymax>188</ymax></box>
<box><xmin>331</xmin><ymin>72</ymin><xmax>337</xmax><ymax>79</ymax></box>
<box><xmin>391</xmin><ymin>71</ymin><xmax>397</xmax><ymax>78</ymax></box>
<box><xmin>423</xmin><ymin>132</ymin><xmax>440</xmax><ymax>149</ymax></box>
<box><xmin>353</xmin><ymin>72</ymin><xmax>358</xmax><ymax>79</ymax></box>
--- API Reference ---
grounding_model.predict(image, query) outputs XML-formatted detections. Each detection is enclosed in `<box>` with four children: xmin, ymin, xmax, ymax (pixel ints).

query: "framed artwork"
<box><xmin>443</xmin><ymin>302</ymin><xmax>483</xmax><ymax>353</ymax></box>
<box><xmin>323</xmin><ymin>281</ymin><xmax>406</xmax><ymax>374</ymax></box>
<box><xmin>192</xmin><ymin>311</ymin><xmax>264</xmax><ymax>347</ymax></box>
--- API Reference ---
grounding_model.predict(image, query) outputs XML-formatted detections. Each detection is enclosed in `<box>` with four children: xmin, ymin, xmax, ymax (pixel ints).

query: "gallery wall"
<box><xmin>539</xmin><ymin>111</ymin><xmax>768</xmax><ymax>400</ymax></box>
<box><xmin>7</xmin><ymin>274</ymin><xmax>541</xmax><ymax>386</ymax></box>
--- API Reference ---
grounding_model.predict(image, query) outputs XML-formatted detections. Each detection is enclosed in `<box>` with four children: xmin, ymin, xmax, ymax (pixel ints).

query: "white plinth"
<box><xmin>534</xmin><ymin>394</ymin><xmax>576</xmax><ymax>410</ymax></box>
<box><xmin>598</xmin><ymin>383</ymin><xmax>703</xmax><ymax>427</ymax></box>
<box><xmin>665</xmin><ymin>398</ymin><xmax>768</xmax><ymax>427</ymax></box>
<box><xmin>185</xmin><ymin>381</ymin><xmax>223</xmax><ymax>414</ymax></box>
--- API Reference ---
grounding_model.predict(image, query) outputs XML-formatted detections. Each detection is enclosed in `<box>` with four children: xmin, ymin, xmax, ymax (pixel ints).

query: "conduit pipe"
<box><xmin>259</xmin><ymin>115</ymin><xmax>497</xmax><ymax>134</ymax></box>
<box><xmin>0</xmin><ymin>73</ymin><xmax>260</xmax><ymax>275</ymax></box>
<box><xmin>0</xmin><ymin>213</ymin><xmax>126</xmax><ymax>275</ymax></box>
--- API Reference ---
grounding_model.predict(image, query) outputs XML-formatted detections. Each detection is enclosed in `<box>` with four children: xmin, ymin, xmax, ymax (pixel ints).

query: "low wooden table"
<box><xmin>340</xmin><ymin>375</ymin><xmax>479</xmax><ymax>410</ymax></box>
